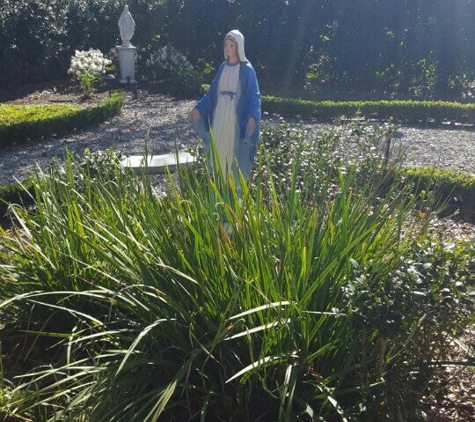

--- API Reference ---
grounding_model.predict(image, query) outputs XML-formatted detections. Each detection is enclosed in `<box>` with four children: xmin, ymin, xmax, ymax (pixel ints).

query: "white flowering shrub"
<box><xmin>106</xmin><ymin>47</ymin><xmax>120</xmax><ymax>69</ymax></box>
<box><xmin>143</xmin><ymin>44</ymin><xmax>193</xmax><ymax>82</ymax></box>
<box><xmin>68</xmin><ymin>49</ymin><xmax>112</xmax><ymax>97</ymax></box>
<box><xmin>140</xmin><ymin>41</ymin><xmax>202</xmax><ymax>96</ymax></box>
<box><xmin>150</xmin><ymin>44</ymin><xmax>193</xmax><ymax>73</ymax></box>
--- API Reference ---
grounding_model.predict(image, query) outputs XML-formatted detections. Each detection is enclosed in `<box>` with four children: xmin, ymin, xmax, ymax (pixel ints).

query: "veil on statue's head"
<box><xmin>224</xmin><ymin>30</ymin><xmax>248</xmax><ymax>63</ymax></box>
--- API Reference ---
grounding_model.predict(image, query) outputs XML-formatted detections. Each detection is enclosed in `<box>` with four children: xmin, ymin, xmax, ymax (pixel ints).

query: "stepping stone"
<box><xmin>121</xmin><ymin>151</ymin><xmax>197</xmax><ymax>174</ymax></box>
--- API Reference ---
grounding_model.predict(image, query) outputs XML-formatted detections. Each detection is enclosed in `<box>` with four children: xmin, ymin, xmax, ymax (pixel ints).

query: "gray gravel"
<box><xmin>1</xmin><ymin>90</ymin><xmax>474</xmax><ymax>187</ymax></box>
<box><xmin>0</xmin><ymin>92</ymin><xmax>197</xmax><ymax>186</ymax></box>
<box><xmin>395</xmin><ymin>125</ymin><xmax>475</xmax><ymax>174</ymax></box>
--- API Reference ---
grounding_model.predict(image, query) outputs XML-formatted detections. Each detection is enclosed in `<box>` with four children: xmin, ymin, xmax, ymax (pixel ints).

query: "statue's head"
<box><xmin>224</xmin><ymin>30</ymin><xmax>248</xmax><ymax>63</ymax></box>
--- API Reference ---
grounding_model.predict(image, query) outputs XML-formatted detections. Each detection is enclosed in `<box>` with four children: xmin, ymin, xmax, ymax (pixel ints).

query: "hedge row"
<box><xmin>262</xmin><ymin>95</ymin><xmax>475</xmax><ymax>123</ymax></box>
<box><xmin>398</xmin><ymin>167</ymin><xmax>475</xmax><ymax>222</ymax></box>
<box><xmin>0</xmin><ymin>91</ymin><xmax>123</xmax><ymax>148</ymax></box>
<box><xmin>1</xmin><ymin>103</ymin><xmax>81</xmax><ymax>126</ymax></box>
<box><xmin>0</xmin><ymin>180</ymin><xmax>35</xmax><ymax>224</ymax></box>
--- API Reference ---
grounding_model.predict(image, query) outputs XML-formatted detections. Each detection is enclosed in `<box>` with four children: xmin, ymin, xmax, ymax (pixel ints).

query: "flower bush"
<box><xmin>146</xmin><ymin>44</ymin><xmax>193</xmax><ymax>77</ymax></box>
<box><xmin>141</xmin><ymin>39</ymin><xmax>203</xmax><ymax>96</ymax></box>
<box><xmin>68</xmin><ymin>49</ymin><xmax>112</xmax><ymax>97</ymax></box>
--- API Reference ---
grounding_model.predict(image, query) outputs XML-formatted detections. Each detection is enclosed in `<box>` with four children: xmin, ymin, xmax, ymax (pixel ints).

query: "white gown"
<box><xmin>211</xmin><ymin>62</ymin><xmax>241</xmax><ymax>175</ymax></box>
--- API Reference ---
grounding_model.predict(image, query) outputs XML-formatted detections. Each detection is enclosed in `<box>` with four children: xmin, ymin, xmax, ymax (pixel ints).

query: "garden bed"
<box><xmin>0</xmin><ymin>81</ymin><xmax>473</xmax><ymax>421</ymax></box>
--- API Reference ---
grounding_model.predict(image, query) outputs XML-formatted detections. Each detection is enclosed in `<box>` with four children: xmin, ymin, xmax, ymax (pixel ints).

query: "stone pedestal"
<box><xmin>117</xmin><ymin>46</ymin><xmax>137</xmax><ymax>84</ymax></box>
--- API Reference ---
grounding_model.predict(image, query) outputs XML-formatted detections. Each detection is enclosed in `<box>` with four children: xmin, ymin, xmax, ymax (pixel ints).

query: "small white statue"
<box><xmin>118</xmin><ymin>5</ymin><xmax>135</xmax><ymax>47</ymax></box>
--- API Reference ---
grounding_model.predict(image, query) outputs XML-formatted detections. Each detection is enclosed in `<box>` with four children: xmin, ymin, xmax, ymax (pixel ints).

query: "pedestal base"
<box><xmin>117</xmin><ymin>46</ymin><xmax>137</xmax><ymax>84</ymax></box>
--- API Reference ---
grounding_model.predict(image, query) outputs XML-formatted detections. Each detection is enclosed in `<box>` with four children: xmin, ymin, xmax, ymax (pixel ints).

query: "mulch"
<box><xmin>0</xmin><ymin>79</ymin><xmax>109</xmax><ymax>107</ymax></box>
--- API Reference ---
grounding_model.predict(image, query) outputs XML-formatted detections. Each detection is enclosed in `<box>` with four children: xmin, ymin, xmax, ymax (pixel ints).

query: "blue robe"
<box><xmin>192</xmin><ymin>60</ymin><xmax>261</xmax><ymax>180</ymax></box>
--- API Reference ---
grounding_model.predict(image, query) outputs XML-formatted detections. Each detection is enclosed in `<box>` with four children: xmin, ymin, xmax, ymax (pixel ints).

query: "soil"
<box><xmin>0</xmin><ymin>79</ymin><xmax>109</xmax><ymax>106</ymax></box>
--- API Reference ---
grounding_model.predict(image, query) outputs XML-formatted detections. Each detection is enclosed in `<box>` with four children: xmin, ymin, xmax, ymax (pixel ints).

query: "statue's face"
<box><xmin>224</xmin><ymin>39</ymin><xmax>238</xmax><ymax>63</ymax></box>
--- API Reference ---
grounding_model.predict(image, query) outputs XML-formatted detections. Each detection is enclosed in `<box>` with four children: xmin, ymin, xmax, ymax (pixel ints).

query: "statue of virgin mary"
<box><xmin>118</xmin><ymin>5</ymin><xmax>135</xmax><ymax>47</ymax></box>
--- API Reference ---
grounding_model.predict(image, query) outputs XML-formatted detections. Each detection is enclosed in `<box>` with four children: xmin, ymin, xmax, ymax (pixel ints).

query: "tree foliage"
<box><xmin>1</xmin><ymin>0</ymin><xmax>474</xmax><ymax>99</ymax></box>
<box><xmin>0</xmin><ymin>0</ymin><xmax>166</xmax><ymax>87</ymax></box>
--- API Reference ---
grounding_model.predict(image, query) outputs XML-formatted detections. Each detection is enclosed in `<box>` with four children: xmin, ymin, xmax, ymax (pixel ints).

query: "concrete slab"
<box><xmin>121</xmin><ymin>152</ymin><xmax>197</xmax><ymax>174</ymax></box>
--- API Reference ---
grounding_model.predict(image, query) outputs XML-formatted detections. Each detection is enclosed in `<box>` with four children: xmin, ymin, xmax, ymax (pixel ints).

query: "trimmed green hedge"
<box><xmin>0</xmin><ymin>92</ymin><xmax>123</xmax><ymax>221</ymax></box>
<box><xmin>262</xmin><ymin>95</ymin><xmax>475</xmax><ymax>123</ymax></box>
<box><xmin>0</xmin><ymin>91</ymin><xmax>123</xmax><ymax>148</ymax></box>
<box><xmin>0</xmin><ymin>180</ymin><xmax>35</xmax><ymax>223</ymax></box>
<box><xmin>200</xmin><ymin>85</ymin><xmax>475</xmax><ymax>124</ymax></box>
<box><xmin>397</xmin><ymin>167</ymin><xmax>475</xmax><ymax>221</ymax></box>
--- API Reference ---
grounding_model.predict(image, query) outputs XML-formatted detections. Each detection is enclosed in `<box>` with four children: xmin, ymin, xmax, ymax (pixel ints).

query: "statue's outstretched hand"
<box><xmin>189</xmin><ymin>109</ymin><xmax>200</xmax><ymax>123</ymax></box>
<box><xmin>247</xmin><ymin>117</ymin><xmax>256</xmax><ymax>135</ymax></box>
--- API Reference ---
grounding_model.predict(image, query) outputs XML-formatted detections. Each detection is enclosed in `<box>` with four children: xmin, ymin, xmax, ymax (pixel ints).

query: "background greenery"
<box><xmin>1</xmin><ymin>0</ymin><xmax>474</xmax><ymax>100</ymax></box>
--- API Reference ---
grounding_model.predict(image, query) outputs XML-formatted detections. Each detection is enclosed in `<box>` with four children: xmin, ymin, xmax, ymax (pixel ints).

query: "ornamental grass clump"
<box><xmin>68</xmin><ymin>49</ymin><xmax>112</xmax><ymax>97</ymax></box>
<box><xmin>0</xmin><ymin>126</ymin><xmax>473</xmax><ymax>421</ymax></box>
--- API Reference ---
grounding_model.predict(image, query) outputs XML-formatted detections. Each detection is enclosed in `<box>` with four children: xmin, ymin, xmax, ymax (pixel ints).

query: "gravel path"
<box><xmin>1</xmin><ymin>90</ymin><xmax>474</xmax><ymax>187</ymax></box>
<box><xmin>0</xmin><ymin>92</ymin><xmax>197</xmax><ymax>186</ymax></box>
<box><xmin>396</xmin><ymin>125</ymin><xmax>475</xmax><ymax>174</ymax></box>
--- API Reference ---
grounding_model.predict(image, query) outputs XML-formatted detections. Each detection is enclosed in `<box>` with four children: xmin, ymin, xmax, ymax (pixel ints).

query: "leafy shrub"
<box><xmin>340</xmin><ymin>230</ymin><xmax>474</xmax><ymax>420</ymax></box>
<box><xmin>258</xmin><ymin>118</ymin><xmax>404</xmax><ymax>203</ymax></box>
<box><xmin>140</xmin><ymin>37</ymin><xmax>203</xmax><ymax>96</ymax></box>
<box><xmin>262</xmin><ymin>95</ymin><xmax>475</xmax><ymax>123</ymax></box>
<box><xmin>0</xmin><ymin>91</ymin><xmax>123</xmax><ymax>148</ymax></box>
